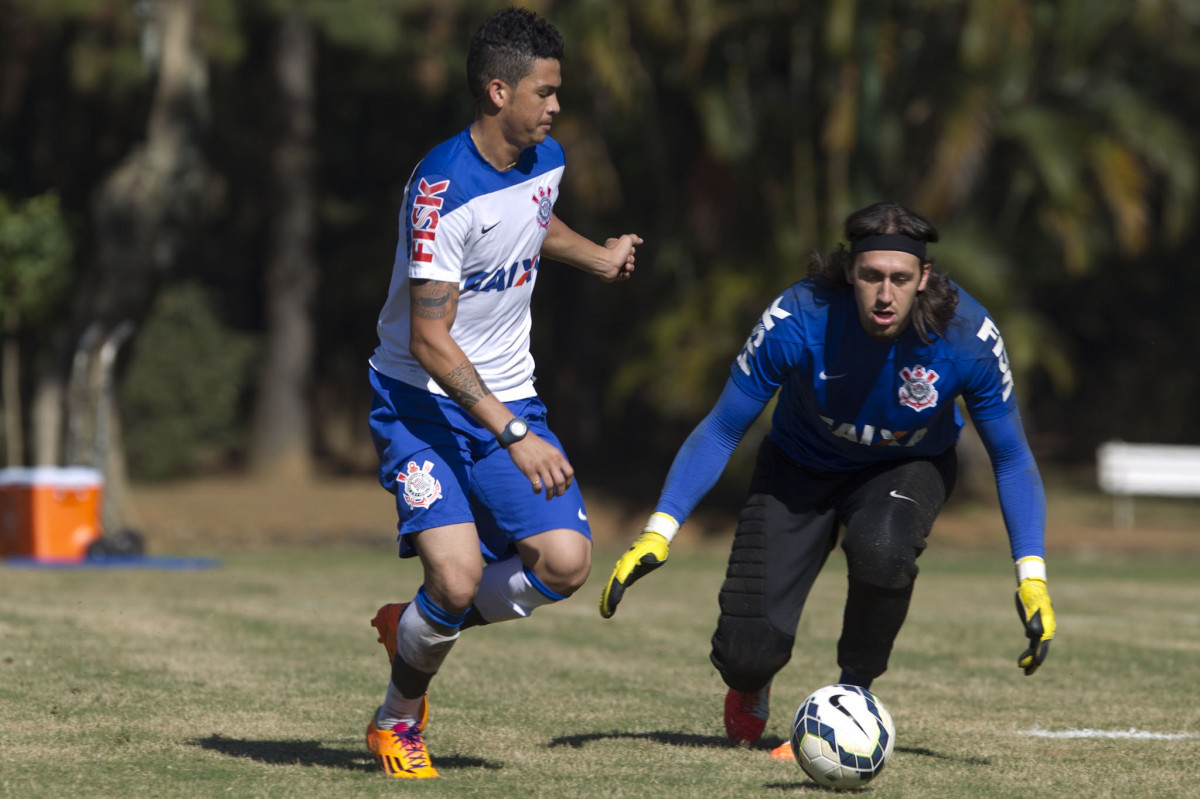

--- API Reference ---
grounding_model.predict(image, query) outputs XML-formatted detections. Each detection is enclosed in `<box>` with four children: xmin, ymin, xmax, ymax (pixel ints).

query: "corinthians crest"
<box><xmin>898</xmin><ymin>365</ymin><xmax>940</xmax><ymax>411</ymax></box>
<box><xmin>532</xmin><ymin>185</ymin><xmax>553</xmax><ymax>228</ymax></box>
<box><xmin>398</xmin><ymin>460</ymin><xmax>442</xmax><ymax>509</ymax></box>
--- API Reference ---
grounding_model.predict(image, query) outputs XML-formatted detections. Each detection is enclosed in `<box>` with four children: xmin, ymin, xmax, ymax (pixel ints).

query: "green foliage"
<box><xmin>119</xmin><ymin>283</ymin><xmax>259</xmax><ymax>480</ymax></box>
<box><xmin>0</xmin><ymin>193</ymin><xmax>74</xmax><ymax>325</ymax></box>
<box><xmin>609</xmin><ymin>264</ymin><xmax>766</xmax><ymax>420</ymax></box>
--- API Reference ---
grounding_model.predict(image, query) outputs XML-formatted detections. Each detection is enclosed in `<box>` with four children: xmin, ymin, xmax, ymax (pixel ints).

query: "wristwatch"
<box><xmin>497</xmin><ymin>417</ymin><xmax>529</xmax><ymax>448</ymax></box>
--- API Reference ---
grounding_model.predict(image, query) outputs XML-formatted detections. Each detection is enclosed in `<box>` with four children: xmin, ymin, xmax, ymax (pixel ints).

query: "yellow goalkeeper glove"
<box><xmin>1014</xmin><ymin>556</ymin><xmax>1056</xmax><ymax>675</ymax></box>
<box><xmin>599</xmin><ymin>514</ymin><xmax>676</xmax><ymax>619</ymax></box>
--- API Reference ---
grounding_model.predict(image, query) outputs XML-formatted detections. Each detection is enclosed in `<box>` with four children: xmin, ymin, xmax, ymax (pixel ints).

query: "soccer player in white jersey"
<box><xmin>364</xmin><ymin>8</ymin><xmax>642</xmax><ymax>779</ymax></box>
<box><xmin>600</xmin><ymin>201</ymin><xmax>1055</xmax><ymax>757</ymax></box>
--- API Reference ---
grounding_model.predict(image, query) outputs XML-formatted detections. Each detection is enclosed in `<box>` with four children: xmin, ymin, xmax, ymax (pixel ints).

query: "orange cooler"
<box><xmin>0</xmin><ymin>467</ymin><xmax>104</xmax><ymax>560</ymax></box>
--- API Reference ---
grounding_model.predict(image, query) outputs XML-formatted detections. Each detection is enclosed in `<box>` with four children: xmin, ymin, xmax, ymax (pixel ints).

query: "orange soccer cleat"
<box><xmin>366</xmin><ymin>711</ymin><xmax>438</xmax><ymax>779</ymax></box>
<box><xmin>370</xmin><ymin>602</ymin><xmax>407</xmax><ymax>665</ymax></box>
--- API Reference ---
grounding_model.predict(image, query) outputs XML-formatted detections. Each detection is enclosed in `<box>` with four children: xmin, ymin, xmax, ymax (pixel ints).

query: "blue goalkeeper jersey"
<box><xmin>655</xmin><ymin>276</ymin><xmax>1046</xmax><ymax>560</ymax></box>
<box><xmin>736</xmin><ymin>277</ymin><xmax>1013</xmax><ymax>469</ymax></box>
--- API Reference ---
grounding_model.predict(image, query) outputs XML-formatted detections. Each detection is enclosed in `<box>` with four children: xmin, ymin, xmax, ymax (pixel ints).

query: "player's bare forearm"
<box><xmin>410</xmin><ymin>279</ymin><xmax>488</xmax><ymax>413</ymax></box>
<box><xmin>408</xmin><ymin>280</ymin><xmax>516</xmax><ymax>435</ymax></box>
<box><xmin>406</xmin><ymin>281</ymin><xmax>573</xmax><ymax>497</ymax></box>
<box><xmin>437</xmin><ymin>360</ymin><xmax>491</xmax><ymax>411</ymax></box>
<box><xmin>542</xmin><ymin>214</ymin><xmax>641</xmax><ymax>282</ymax></box>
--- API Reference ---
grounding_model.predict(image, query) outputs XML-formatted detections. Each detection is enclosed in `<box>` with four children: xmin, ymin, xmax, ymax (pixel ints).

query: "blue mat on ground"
<box><xmin>2</xmin><ymin>555</ymin><xmax>221</xmax><ymax>570</ymax></box>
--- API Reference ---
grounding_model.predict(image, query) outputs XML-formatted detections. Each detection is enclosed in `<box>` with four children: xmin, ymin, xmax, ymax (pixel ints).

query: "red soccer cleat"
<box><xmin>724</xmin><ymin>682</ymin><xmax>771</xmax><ymax>746</ymax></box>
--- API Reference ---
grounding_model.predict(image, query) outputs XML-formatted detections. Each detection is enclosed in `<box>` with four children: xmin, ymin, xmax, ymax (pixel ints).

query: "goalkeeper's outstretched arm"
<box><xmin>974</xmin><ymin>410</ymin><xmax>1055</xmax><ymax>674</ymax></box>
<box><xmin>599</xmin><ymin>379</ymin><xmax>766</xmax><ymax>618</ymax></box>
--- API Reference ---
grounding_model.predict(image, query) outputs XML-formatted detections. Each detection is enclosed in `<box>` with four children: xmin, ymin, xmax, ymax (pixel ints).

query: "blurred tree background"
<box><xmin>1</xmin><ymin>0</ymin><xmax>1198</xmax><ymax>527</ymax></box>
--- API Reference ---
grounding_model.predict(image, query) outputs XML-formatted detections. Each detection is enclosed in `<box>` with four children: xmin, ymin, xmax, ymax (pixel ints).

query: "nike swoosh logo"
<box><xmin>578</xmin><ymin>509</ymin><xmax>588</xmax><ymax>521</ymax></box>
<box><xmin>829</xmin><ymin>693</ymin><xmax>871</xmax><ymax>736</ymax></box>
<box><xmin>818</xmin><ymin>370</ymin><xmax>846</xmax><ymax>380</ymax></box>
<box><xmin>890</xmin><ymin>490</ymin><xmax>917</xmax><ymax>503</ymax></box>
<box><xmin>480</xmin><ymin>222</ymin><xmax>500</xmax><ymax>235</ymax></box>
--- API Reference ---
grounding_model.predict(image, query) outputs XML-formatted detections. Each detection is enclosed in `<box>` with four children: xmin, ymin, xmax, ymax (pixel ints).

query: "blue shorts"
<box><xmin>368</xmin><ymin>368</ymin><xmax>592</xmax><ymax>562</ymax></box>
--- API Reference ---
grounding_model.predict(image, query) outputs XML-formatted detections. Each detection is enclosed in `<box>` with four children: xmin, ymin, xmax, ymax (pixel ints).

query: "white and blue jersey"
<box><xmin>655</xmin><ymin>277</ymin><xmax>1046</xmax><ymax>560</ymax></box>
<box><xmin>370</xmin><ymin>126</ymin><xmax>564</xmax><ymax>400</ymax></box>
<box><xmin>368</xmin><ymin>129</ymin><xmax>589</xmax><ymax>557</ymax></box>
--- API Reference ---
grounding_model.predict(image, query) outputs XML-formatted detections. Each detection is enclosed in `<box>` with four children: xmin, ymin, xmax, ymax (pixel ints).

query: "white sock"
<box><xmin>471</xmin><ymin>555</ymin><xmax>566</xmax><ymax>623</ymax></box>
<box><xmin>378</xmin><ymin>601</ymin><xmax>459</xmax><ymax>729</ymax></box>
<box><xmin>395</xmin><ymin>600</ymin><xmax>459</xmax><ymax>673</ymax></box>
<box><xmin>378</xmin><ymin>685</ymin><xmax>424</xmax><ymax>730</ymax></box>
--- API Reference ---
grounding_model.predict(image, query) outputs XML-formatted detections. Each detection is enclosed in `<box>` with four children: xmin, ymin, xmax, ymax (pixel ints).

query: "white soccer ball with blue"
<box><xmin>789</xmin><ymin>684</ymin><xmax>896</xmax><ymax>788</ymax></box>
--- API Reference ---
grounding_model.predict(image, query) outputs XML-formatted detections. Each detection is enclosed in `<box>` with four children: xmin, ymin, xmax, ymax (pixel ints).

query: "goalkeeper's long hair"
<box><xmin>808</xmin><ymin>201</ymin><xmax>958</xmax><ymax>345</ymax></box>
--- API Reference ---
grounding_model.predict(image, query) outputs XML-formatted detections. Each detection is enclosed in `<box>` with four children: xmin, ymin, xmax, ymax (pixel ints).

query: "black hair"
<box><xmin>466</xmin><ymin>7</ymin><xmax>564</xmax><ymax>104</ymax></box>
<box><xmin>809</xmin><ymin>201</ymin><xmax>958</xmax><ymax>343</ymax></box>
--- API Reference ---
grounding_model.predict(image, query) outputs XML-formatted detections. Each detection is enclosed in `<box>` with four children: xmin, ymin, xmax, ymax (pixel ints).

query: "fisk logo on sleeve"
<box><xmin>736</xmin><ymin>296</ymin><xmax>792</xmax><ymax>375</ymax></box>
<box><xmin>975</xmin><ymin>317</ymin><xmax>1015</xmax><ymax>401</ymax></box>
<box><xmin>410</xmin><ymin>178</ymin><xmax>451</xmax><ymax>264</ymax></box>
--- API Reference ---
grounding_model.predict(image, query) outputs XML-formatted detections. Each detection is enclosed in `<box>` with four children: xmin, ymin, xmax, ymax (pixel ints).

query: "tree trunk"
<box><xmin>2</xmin><ymin>305</ymin><xmax>22</xmax><ymax>466</ymax></box>
<box><xmin>64</xmin><ymin>0</ymin><xmax>207</xmax><ymax>531</ymax></box>
<box><xmin>249</xmin><ymin>12</ymin><xmax>317</xmax><ymax>482</ymax></box>
<box><xmin>30</xmin><ymin>369</ymin><xmax>62</xmax><ymax>467</ymax></box>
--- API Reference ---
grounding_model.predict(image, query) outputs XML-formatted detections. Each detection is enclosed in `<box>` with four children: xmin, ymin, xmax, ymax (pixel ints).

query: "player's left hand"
<box><xmin>602</xmin><ymin>234</ymin><xmax>642</xmax><ymax>282</ymax></box>
<box><xmin>506</xmin><ymin>433</ymin><xmax>574</xmax><ymax>500</ymax></box>
<box><xmin>599</xmin><ymin>527</ymin><xmax>669</xmax><ymax>618</ymax></box>
<box><xmin>1015</xmin><ymin>560</ymin><xmax>1056</xmax><ymax>675</ymax></box>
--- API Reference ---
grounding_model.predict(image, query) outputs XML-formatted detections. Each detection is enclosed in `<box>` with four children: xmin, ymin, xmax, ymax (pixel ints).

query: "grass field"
<box><xmin>2</xmin><ymin>540</ymin><xmax>1197</xmax><ymax>798</ymax></box>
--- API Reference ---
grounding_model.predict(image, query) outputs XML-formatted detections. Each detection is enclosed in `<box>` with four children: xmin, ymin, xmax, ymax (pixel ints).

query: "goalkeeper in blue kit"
<box><xmin>599</xmin><ymin>201</ymin><xmax>1055</xmax><ymax>753</ymax></box>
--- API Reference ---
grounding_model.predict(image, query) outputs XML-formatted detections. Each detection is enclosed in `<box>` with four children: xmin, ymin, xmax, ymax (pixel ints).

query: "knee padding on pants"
<box><xmin>842</xmin><ymin>502</ymin><xmax>924</xmax><ymax>590</ymax></box>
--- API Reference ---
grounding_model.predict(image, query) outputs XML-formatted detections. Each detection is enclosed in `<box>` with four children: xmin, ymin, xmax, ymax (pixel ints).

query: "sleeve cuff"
<box><xmin>1015</xmin><ymin>556</ymin><xmax>1046</xmax><ymax>582</ymax></box>
<box><xmin>646</xmin><ymin>511</ymin><xmax>681</xmax><ymax>543</ymax></box>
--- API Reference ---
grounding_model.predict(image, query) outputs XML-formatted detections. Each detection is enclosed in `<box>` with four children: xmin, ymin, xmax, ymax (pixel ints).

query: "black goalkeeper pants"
<box><xmin>710</xmin><ymin>436</ymin><xmax>957</xmax><ymax>693</ymax></box>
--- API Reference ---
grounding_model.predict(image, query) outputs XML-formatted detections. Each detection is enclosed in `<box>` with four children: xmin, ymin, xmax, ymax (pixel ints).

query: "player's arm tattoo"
<box><xmin>437</xmin><ymin>360</ymin><xmax>491</xmax><ymax>410</ymax></box>
<box><xmin>409</xmin><ymin>280</ymin><xmax>489</xmax><ymax>409</ymax></box>
<box><xmin>411</xmin><ymin>280</ymin><xmax>457</xmax><ymax>320</ymax></box>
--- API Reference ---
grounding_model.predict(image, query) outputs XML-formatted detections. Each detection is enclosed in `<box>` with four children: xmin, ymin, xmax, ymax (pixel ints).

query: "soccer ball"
<box><xmin>789</xmin><ymin>684</ymin><xmax>896</xmax><ymax>789</ymax></box>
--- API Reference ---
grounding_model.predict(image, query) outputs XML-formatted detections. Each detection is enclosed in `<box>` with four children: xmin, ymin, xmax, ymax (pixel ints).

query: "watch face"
<box><xmin>511</xmin><ymin>419</ymin><xmax>528</xmax><ymax>438</ymax></box>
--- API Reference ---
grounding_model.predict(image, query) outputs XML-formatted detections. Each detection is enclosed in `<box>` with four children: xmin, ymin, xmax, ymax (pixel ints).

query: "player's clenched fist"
<box><xmin>1014</xmin><ymin>556</ymin><xmax>1056</xmax><ymax>675</ymax></box>
<box><xmin>599</xmin><ymin>513</ymin><xmax>676</xmax><ymax>618</ymax></box>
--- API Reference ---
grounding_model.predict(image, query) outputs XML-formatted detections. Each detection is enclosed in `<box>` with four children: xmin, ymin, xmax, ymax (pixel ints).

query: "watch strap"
<box><xmin>497</xmin><ymin>417</ymin><xmax>528</xmax><ymax>448</ymax></box>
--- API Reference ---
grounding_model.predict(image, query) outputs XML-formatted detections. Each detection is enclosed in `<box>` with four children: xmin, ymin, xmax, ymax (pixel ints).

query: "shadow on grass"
<box><xmin>193</xmin><ymin>734</ymin><xmax>502</xmax><ymax>772</ymax></box>
<box><xmin>760</xmin><ymin>746</ymin><xmax>989</xmax><ymax>793</ymax></box>
<box><xmin>893</xmin><ymin>744</ymin><xmax>990</xmax><ymax>765</ymax></box>
<box><xmin>550</xmin><ymin>734</ymin><xmax>989</xmax><ymax>793</ymax></box>
<box><xmin>551</xmin><ymin>732</ymin><xmax>987</xmax><ymax>767</ymax></box>
<box><xmin>548</xmin><ymin>730</ymin><xmax>741</xmax><ymax>750</ymax></box>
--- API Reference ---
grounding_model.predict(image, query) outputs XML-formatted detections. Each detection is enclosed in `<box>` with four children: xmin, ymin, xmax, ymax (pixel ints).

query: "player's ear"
<box><xmin>917</xmin><ymin>261</ymin><xmax>931</xmax><ymax>292</ymax></box>
<box><xmin>485</xmin><ymin>78</ymin><xmax>508</xmax><ymax>109</ymax></box>
<box><xmin>844</xmin><ymin>259</ymin><xmax>856</xmax><ymax>286</ymax></box>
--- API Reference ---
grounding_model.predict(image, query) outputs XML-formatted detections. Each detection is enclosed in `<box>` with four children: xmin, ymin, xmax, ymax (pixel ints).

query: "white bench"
<box><xmin>1096</xmin><ymin>441</ymin><xmax>1200</xmax><ymax>529</ymax></box>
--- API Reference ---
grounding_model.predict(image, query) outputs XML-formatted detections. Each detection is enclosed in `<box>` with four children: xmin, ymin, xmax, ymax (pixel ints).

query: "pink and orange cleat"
<box><xmin>366</xmin><ymin>711</ymin><xmax>438</xmax><ymax>779</ymax></box>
